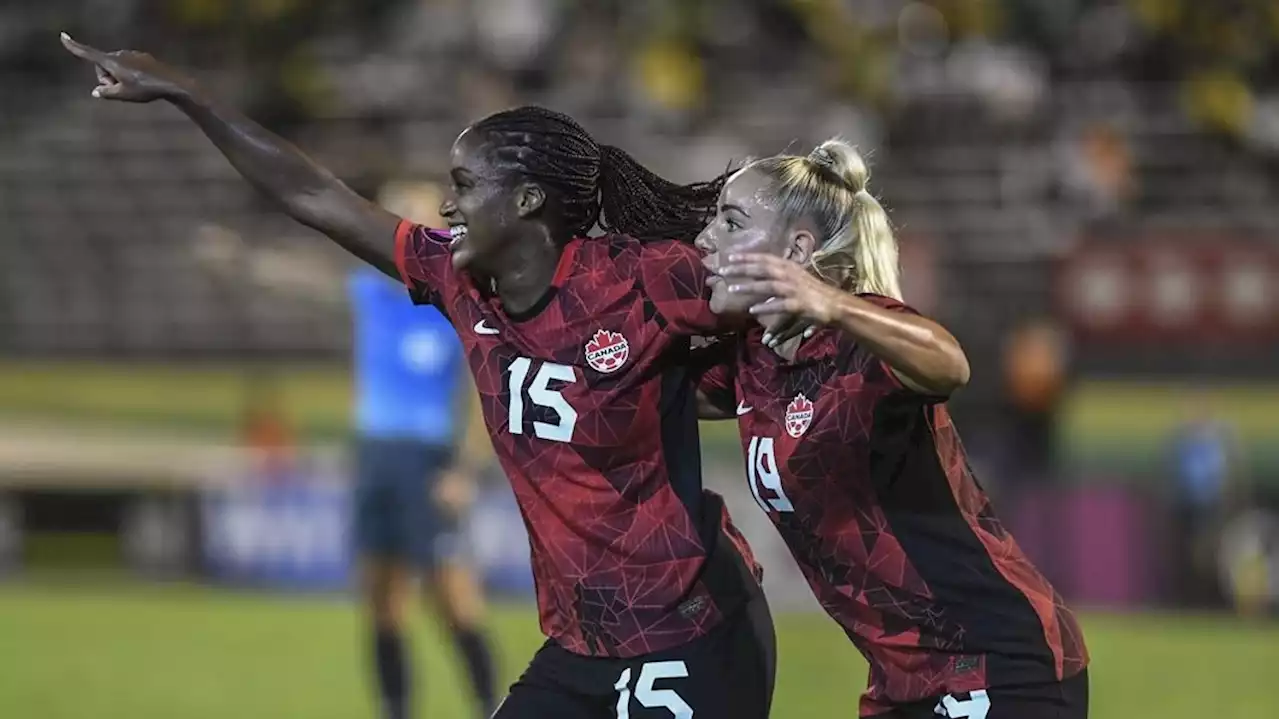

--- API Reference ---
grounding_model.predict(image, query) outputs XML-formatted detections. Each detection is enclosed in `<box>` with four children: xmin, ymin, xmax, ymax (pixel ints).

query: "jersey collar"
<box><xmin>492</xmin><ymin>238</ymin><xmax>583</xmax><ymax>323</ymax></box>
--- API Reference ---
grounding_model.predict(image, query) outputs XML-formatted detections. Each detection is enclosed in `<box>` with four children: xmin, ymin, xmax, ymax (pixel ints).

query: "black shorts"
<box><xmin>352</xmin><ymin>437</ymin><xmax>462</xmax><ymax>568</ymax></box>
<box><xmin>882</xmin><ymin>669</ymin><xmax>1089</xmax><ymax>719</ymax></box>
<box><xmin>494</xmin><ymin>592</ymin><xmax>776</xmax><ymax>719</ymax></box>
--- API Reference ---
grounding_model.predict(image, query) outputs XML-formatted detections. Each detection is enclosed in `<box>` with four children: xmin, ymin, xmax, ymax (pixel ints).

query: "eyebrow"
<box><xmin>720</xmin><ymin>203</ymin><xmax>749</xmax><ymax>217</ymax></box>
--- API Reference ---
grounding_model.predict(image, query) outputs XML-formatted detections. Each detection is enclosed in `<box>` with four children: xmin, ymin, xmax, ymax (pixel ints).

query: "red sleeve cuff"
<box><xmin>393</xmin><ymin>219</ymin><xmax>414</xmax><ymax>290</ymax></box>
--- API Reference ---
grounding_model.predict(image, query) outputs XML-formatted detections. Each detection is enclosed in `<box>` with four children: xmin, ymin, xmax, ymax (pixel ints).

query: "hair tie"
<box><xmin>809</xmin><ymin>146</ymin><xmax>836</xmax><ymax>169</ymax></box>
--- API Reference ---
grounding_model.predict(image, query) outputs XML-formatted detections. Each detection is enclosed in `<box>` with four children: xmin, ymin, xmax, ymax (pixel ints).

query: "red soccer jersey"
<box><xmin>696</xmin><ymin>295</ymin><xmax>1087</xmax><ymax>714</ymax></box>
<box><xmin>395</xmin><ymin>222</ymin><xmax>761</xmax><ymax>658</ymax></box>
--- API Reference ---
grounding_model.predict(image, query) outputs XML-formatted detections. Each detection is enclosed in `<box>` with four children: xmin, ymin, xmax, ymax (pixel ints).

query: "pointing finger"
<box><xmin>60</xmin><ymin>32</ymin><xmax>107</xmax><ymax>64</ymax></box>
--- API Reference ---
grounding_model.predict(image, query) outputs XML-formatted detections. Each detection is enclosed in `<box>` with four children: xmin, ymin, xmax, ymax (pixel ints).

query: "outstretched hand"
<box><xmin>721</xmin><ymin>253</ymin><xmax>845</xmax><ymax>347</ymax></box>
<box><xmin>60</xmin><ymin>33</ymin><xmax>192</xmax><ymax>103</ymax></box>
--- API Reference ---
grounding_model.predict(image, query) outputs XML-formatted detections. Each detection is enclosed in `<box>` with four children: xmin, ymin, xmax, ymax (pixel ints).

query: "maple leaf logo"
<box><xmin>784</xmin><ymin>393</ymin><xmax>815</xmax><ymax>437</ymax></box>
<box><xmin>584</xmin><ymin>329</ymin><xmax>630</xmax><ymax>373</ymax></box>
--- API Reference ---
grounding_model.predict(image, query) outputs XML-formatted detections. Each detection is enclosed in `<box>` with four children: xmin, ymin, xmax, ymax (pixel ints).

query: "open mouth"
<box><xmin>448</xmin><ymin>224</ymin><xmax>468</xmax><ymax>250</ymax></box>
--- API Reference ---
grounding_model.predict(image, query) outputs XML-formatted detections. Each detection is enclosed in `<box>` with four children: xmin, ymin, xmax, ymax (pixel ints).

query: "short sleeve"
<box><xmin>393</xmin><ymin>220</ymin><xmax>455</xmax><ymax>308</ymax></box>
<box><xmin>847</xmin><ymin>294</ymin><xmax>948</xmax><ymax>403</ymax></box>
<box><xmin>689</xmin><ymin>336</ymin><xmax>738</xmax><ymax>414</ymax></box>
<box><xmin>635</xmin><ymin>241</ymin><xmax>722</xmax><ymax>335</ymax></box>
<box><xmin>857</xmin><ymin>293</ymin><xmax>920</xmax><ymax>318</ymax></box>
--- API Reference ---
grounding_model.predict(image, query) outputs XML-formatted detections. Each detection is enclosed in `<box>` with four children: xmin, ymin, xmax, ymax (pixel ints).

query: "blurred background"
<box><xmin>0</xmin><ymin>0</ymin><xmax>1275</xmax><ymax>717</ymax></box>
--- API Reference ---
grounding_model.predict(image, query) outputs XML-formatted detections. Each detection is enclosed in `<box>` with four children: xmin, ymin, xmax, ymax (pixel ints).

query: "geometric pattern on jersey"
<box><xmin>697</xmin><ymin>295</ymin><xmax>1087</xmax><ymax>713</ymax></box>
<box><xmin>396</xmin><ymin>222</ymin><xmax>761</xmax><ymax>658</ymax></box>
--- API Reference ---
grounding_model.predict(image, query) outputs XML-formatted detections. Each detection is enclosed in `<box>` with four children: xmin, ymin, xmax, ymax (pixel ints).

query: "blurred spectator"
<box><xmin>1001</xmin><ymin>319</ymin><xmax>1068</xmax><ymax>487</ymax></box>
<box><xmin>472</xmin><ymin>0</ymin><xmax>558</xmax><ymax>76</ymax></box>
<box><xmin>239</xmin><ymin>371</ymin><xmax>297</xmax><ymax>483</ymax></box>
<box><xmin>1215</xmin><ymin>506</ymin><xmax>1278</xmax><ymax>618</ymax></box>
<box><xmin>1167</xmin><ymin>393</ymin><xmax>1238</xmax><ymax>609</ymax></box>
<box><xmin>1057</xmin><ymin>121</ymin><xmax>1134</xmax><ymax>222</ymax></box>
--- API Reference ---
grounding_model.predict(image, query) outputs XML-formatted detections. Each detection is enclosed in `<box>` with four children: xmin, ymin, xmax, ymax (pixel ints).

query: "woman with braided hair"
<box><xmin>694</xmin><ymin>140</ymin><xmax>1089</xmax><ymax>718</ymax></box>
<box><xmin>64</xmin><ymin>35</ymin><xmax>775</xmax><ymax>719</ymax></box>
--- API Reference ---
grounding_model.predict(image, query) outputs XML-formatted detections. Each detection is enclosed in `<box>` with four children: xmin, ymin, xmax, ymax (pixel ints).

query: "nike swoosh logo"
<box><xmin>473</xmin><ymin>320</ymin><xmax>499</xmax><ymax>336</ymax></box>
<box><xmin>736</xmin><ymin>401</ymin><xmax>753</xmax><ymax>416</ymax></box>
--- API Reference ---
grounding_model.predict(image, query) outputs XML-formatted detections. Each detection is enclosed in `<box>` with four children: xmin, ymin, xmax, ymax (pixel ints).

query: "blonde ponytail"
<box><xmin>747</xmin><ymin>139</ymin><xmax>902</xmax><ymax>300</ymax></box>
<box><xmin>846</xmin><ymin>190</ymin><xmax>901</xmax><ymax>299</ymax></box>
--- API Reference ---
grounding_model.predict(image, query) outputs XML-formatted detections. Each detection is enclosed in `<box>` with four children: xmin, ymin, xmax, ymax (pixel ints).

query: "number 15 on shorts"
<box><xmin>934</xmin><ymin>689</ymin><xmax>990</xmax><ymax>718</ymax></box>
<box><xmin>614</xmin><ymin>661</ymin><xmax>693</xmax><ymax>719</ymax></box>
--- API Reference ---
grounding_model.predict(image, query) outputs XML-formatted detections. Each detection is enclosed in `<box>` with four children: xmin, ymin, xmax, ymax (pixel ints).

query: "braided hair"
<box><xmin>471</xmin><ymin>106</ymin><xmax>724</xmax><ymax>244</ymax></box>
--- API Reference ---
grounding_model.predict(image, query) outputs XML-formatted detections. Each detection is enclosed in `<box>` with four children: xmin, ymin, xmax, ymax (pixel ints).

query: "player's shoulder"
<box><xmin>577</xmin><ymin>233</ymin><xmax>699</xmax><ymax>265</ymax></box>
<box><xmin>570</xmin><ymin>233</ymin><xmax>635</xmax><ymax>265</ymax></box>
<box><xmin>799</xmin><ymin>325</ymin><xmax>881</xmax><ymax>379</ymax></box>
<box><xmin>857</xmin><ymin>293</ymin><xmax>922</xmax><ymax>316</ymax></box>
<box><xmin>564</xmin><ymin>236</ymin><xmax>711</xmax><ymax>319</ymax></box>
<box><xmin>636</xmin><ymin>236</ymin><xmax>704</xmax><ymax>269</ymax></box>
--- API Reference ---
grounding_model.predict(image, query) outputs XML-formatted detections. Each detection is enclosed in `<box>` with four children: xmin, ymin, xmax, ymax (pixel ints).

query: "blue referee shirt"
<box><xmin>348</xmin><ymin>267</ymin><xmax>463</xmax><ymax>444</ymax></box>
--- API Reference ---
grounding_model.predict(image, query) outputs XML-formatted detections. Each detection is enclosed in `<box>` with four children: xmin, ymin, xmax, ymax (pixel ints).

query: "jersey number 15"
<box><xmin>507</xmin><ymin>357</ymin><xmax>578</xmax><ymax>443</ymax></box>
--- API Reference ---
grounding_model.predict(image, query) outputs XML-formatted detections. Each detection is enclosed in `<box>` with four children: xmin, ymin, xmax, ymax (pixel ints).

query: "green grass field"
<box><xmin>0</xmin><ymin>582</ymin><xmax>1273</xmax><ymax>719</ymax></box>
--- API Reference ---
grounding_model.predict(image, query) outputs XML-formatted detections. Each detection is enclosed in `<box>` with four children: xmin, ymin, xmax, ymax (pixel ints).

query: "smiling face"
<box><xmin>438</xmin><ymin>127</ymin><xmax>545</xmax><ymax>274</ymax></box>
<box><xmin>695</xmin><ymin>166</ymin><xmax>816</xmax><ymax>316</ymax></box>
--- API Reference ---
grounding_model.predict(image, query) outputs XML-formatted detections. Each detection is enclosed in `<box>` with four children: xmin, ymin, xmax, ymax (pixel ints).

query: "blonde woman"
<box><xmin>693</xmin><ymin>141</ymin><xmax>1089</xmax><ymax>719</ymax></box>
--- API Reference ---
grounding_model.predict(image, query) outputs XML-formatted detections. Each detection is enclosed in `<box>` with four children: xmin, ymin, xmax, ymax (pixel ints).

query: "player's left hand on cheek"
<box><xmin>721</xmin><ymin>253</ymin><xmax>842</xmax><ymax>337</ymax></box>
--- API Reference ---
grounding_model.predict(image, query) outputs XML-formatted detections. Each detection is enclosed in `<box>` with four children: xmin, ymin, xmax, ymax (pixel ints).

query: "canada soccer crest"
<box><xmin>584</xmin><ymin>329</ymin><xmax>630</xmax><ymax>373</ymax></box>
<box><xmin>784</xmin><ymin>394</ymin><xmax>814</xmax><ymax>438</ymax></box>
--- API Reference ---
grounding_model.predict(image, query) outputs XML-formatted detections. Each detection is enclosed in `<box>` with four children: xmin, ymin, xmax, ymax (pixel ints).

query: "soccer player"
<box><xmin>63</xmin><ymin>36</ymin><xmax>775</xmax><ymax>719</ymax></box>
<box><xmin>692</xmin><ymin>140</ymin><xmax>1090</xmax><ymax>719</ymax></box>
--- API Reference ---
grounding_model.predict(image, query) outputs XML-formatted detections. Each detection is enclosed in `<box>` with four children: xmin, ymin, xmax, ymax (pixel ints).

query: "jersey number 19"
<box><xmin>747</xmin><ymin>436</ymin><xmax>794</xmax><ymax>513</ymax></box>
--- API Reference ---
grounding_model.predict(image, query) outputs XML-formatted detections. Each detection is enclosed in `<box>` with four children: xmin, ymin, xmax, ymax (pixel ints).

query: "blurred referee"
<box><xmin>192</xmin><ymin>180</ymin><xmax>498</xmax><ymax>719</ymax></box>
<box><xmin>349</xmin><ymin>263</ymin><xmax>497</xmax><ymax>719</ymax></box>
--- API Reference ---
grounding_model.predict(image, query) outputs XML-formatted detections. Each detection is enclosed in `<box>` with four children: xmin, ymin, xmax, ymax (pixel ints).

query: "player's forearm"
<box><xmin>170</xmin><ymin>89</ymin><xmax>400</xmax><ymax>276</ymax></box>
<box><xmin>831</xmin><ymin>295</ymin><xmax>970</xmax><ymax>396</ymax></box>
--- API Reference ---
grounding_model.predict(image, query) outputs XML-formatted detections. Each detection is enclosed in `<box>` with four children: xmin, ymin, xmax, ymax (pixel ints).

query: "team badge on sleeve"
<box><xmin>584</xmin><ymin>329</ymin><xmax>630</xmax><ymax>373</ymax></box>
<box><xmin>784</xmin><ymin>394</ymin><xmax>814</xmax><ymax>437</ymax></box>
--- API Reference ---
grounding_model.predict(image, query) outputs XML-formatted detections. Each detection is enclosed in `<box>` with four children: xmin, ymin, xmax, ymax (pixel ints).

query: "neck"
<box><xmin>491</xmin><ymin>227</ymin><xmax>563</xmax><ymax>314</ymax></box>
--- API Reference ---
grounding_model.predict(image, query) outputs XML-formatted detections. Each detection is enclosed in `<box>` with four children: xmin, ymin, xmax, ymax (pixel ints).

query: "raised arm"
<box><xmin>61</xmin><ymin>34</ymin><xmax>401</xmax><ymax>278</ymax></box>
<box><xmin>822</xmin><ymin>294</ymin><xmax>969</xmax><ymax>396</ymax></box>
<box><xmin>722</xmin><ymin>253</ymin><xmax>970</xmax><ymax>397</ymax></box>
